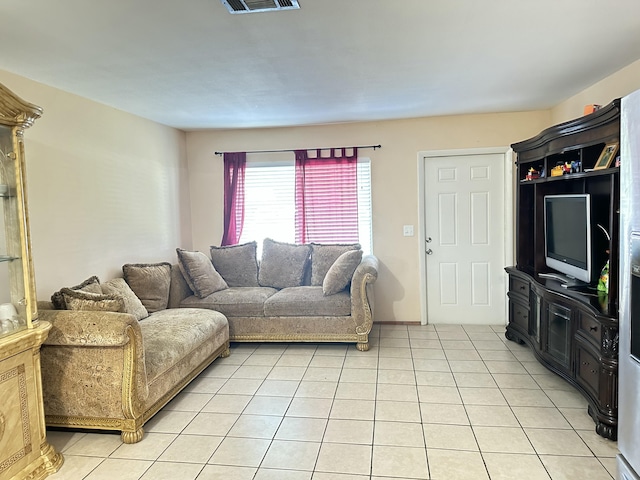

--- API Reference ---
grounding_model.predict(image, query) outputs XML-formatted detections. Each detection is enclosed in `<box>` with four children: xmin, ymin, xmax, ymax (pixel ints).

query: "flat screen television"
<box><xmin>543</xmin><ymin>194</ymin><xmax>592</xmax><ymax>286</ymax></box>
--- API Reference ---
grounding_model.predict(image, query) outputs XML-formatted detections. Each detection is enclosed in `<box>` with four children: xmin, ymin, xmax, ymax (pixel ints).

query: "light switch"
<box><xmin>403</xmin><ymin>225</ymin><xmax>414</xmax><ymax>237</ymax></box>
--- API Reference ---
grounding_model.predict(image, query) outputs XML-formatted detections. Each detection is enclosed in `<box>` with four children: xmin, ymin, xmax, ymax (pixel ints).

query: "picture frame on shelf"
<box><xmin>594</xmin><ymin>142</ymin><xmax>619</xmax><ymax>170</ymax></box>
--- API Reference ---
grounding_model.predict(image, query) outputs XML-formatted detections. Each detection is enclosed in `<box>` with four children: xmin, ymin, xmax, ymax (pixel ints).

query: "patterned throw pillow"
<box><xmin>60</xmin><ymin>288</ymin><xmax>125</xmax><ymax>313</ymax></box>
<box><xmin>258</xmin><ymin>238</ymin><xmax>311</xmax><ymax>289</ymax></box>
<box><xmin>322</xmin><ymin>250</ymin><xmax>363</xmax><ymax>295</ymax></box>
<box><xmin>101</xmin><ymin>277</ymin><xmax>149</xmax><ymax>321</ymax></box>
<box><xmin>176</xmin><ymin>249</ymin><xmax>228</xmax><ymax>298</ymax></box>
<box><xmin>123</xmin><ymin>262</ymin><xmax>172</xmax><ymax>313</ymax></box>
<box><xmin>310</xmin><ymin>243</ymin><xmax>361</xmax><ymax>286</ymax></box>
<box><xmin>51</xmin><ymin>275</ymin><xmax>102</xmax><ymax>310</ymax></box>
<box><xmin>210</xmin><ymin>241</ymin><xmax>259</xmax><ymax>287</ymax></box>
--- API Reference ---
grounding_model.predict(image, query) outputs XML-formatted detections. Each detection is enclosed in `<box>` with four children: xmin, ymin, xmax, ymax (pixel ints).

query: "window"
<box><xmin>240</xmin><ymin>158</ymin><xmax>372</xmax><ymax>254</ymax></box>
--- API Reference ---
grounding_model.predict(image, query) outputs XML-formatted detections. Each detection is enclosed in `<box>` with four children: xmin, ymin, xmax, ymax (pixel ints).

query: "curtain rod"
<box><xmin>214</xmin><ymin>144</ymin><xmax>381</xmax><ymax>156</ymax></box>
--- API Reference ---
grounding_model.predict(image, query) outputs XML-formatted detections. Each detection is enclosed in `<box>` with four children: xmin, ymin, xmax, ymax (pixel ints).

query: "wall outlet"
<box><xmin>403</xmin><ymin>225</ymin><xmax>414</xmax><ymax>237</ymax></box>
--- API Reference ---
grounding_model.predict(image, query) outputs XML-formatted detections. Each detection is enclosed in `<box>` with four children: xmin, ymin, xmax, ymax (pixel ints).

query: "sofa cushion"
<box><xmin>101</xmin><ymin>278</ymin><xmax>149</xmax><ymax>321</ymax></box>
<box><xmin>123</xmin><ymin>262</ymin><xmax>172</xmax><ymax>313</ymax></box>
<box><xmin>263</xmin><ymin>286</ymin><xmax>350</xmax><ymax>316</ymax></box>
<box><xmin>310</xmin><ymin>243</ymin><xmax>361</xmax><ymax>286</ymax></box>
<box><xmin>176</xmin><ymin>248</ymin><xmax>228</xmax><ymax>298</ymax></box>
<box><xmin>51</xmin><ymin>275</ymin><xmax>102</xmax><ymax>310</ymax></box>
<box><xmin>323</xmin><ymin>250</ymin><xmax>363</xmax><ymax>295</ymax></box>
<box><xmin>210</xmin><ymin>241</ymin><xmax>259</xmax><ymax>287</ymax></box>
<box><xmin>258</xmin><ymin>238</ymin><xmax>311</xmax><ymax>289</ymax></box>
<box><xmin>139</xmin><ymin>308</ymin><xmax>229</xmax><ymax>383</ymax></box>
<box><xmin>60</xmin><ymin>288</ymin><xmax>125</xmax><ymax>313</ymax></box>
<box><xmin>180</xmin><ymin>287</ymin><xmax>277</xmax><ymax>317</ymax></box>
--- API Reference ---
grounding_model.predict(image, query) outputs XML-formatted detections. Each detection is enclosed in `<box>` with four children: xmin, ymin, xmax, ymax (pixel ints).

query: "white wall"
<box><xmin>0</xmin><ymin>70</ymin><xmax>191</xmax><ymax>301</ymax></box>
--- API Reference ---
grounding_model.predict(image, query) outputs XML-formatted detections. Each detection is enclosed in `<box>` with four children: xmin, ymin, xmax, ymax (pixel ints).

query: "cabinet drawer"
<box><xmin>578</xmin><ymin>314</ymin><xmax>602</xmax><ymax>346</ymax></box>
<box><xmin>509</xmin><ymin>299</ymin><xmax>529</xmax><ymax>333</ymax></box>
<box><xmin>509</xmin><ymin>276</ymin><xmax>529</xmax><ymax>302</ymax></box>
<box><xmin>576</xmin><ymin>345</ymin><xmax>600</xmax><ymax>396</ymax></box>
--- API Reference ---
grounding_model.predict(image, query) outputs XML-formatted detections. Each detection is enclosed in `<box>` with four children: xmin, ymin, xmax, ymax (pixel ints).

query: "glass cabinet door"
<box><xmin>546</xmin><ymin>302</ymin><xmax>572</xmax><ymax>367</ymax></box>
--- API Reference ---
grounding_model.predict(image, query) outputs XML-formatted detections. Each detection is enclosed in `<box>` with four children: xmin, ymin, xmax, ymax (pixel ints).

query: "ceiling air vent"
<box><xmin>221</xmin><ymin>0</ymin><xmax>300</xmax><ymax>14</ymax></box>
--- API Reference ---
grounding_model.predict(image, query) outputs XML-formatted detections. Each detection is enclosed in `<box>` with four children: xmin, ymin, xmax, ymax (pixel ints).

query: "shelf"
<box><xmin>0</xmin><ymin>255</ymin><xmax>19</xmax><ymax>263</ymax></box>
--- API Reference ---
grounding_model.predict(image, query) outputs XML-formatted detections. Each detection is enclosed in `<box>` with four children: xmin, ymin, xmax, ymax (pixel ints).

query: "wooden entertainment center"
<box><xmin>505</xmin><ymin>99</ymin><xmax>620</xmax><ymax>440</ymax></box>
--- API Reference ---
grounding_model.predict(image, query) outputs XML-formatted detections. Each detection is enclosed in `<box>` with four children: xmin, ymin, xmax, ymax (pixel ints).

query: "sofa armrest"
<box><xmin>350</xmin><ymin>254</ymin><xmax>378</xmax><ymax>335</ymax></box>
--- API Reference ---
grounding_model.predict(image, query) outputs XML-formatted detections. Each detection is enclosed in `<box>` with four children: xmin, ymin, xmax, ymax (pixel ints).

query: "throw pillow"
<box><xmin>323</xmin><ymin>249</ymin><xmax>363</xmax><ymax>295</ymax></box>
<box><xmin>258</xmin><ymin>238</ymin><xmax>311</xmax><ymax>289</ymax></box>
<box><xmin>210</xmin><ymin>241</ymin><xmax>259</xmax><ymax>287</ymax></box>
<box><xmin>101</xmin><ymin>277</ymin><xmax>149</xmax><ymax>321</ymax></box>
<box><xmin>310</xmin><ymin>243</ymin><xmax>361</xmax><ymax>286</ymax></box>
<box><xmin>122</xmin><ymin>262</ymin><xmax>172</xmax><ymax>313</ymax></box>
<box><xmin>60</xmin><ymin>288</ymin><xmax>125</xmax><ymax>313</ymax></box>
<box><xmin>51</xmin><ymin>275</ymin><xmax>102</xmax><ymax>310</ymax></box>
<box><xmin>176</xmin><ymin>248</ymin><xmax>228</xmax><ymax>298</ymax></box>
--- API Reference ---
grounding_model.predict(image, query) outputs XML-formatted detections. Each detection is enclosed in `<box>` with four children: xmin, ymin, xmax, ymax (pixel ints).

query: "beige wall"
<box><xmin>551</xmin><ymin>59</ymin><xmax>640</xmax><ymax>124</ymax></box>
<box><xmin>0</xmin><ymin>70</ymin><xmax>191</xmax><ymax>301</ymax></box>
<box><xmin>187</xmin><ymin>112</ymin><xmax>550</xmax><ymax>323</ymax></box>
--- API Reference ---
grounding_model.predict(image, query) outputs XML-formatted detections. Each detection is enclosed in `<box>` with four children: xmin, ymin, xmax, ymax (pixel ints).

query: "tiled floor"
<box><xmin>47</xmin><ymin>323</ymin><xmax>619</xmax><ymax>480</ymax></box>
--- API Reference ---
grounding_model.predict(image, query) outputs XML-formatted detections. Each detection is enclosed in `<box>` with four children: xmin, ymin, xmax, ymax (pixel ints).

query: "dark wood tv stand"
<box><xmin>506</xmin><ymin>100</ymin><xmax>620</xmax><ymax>440</ymax></box>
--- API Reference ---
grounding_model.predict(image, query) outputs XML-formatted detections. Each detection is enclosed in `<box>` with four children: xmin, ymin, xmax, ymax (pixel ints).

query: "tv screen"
<box><xmin>544</xmin><ymin>194</ymin><xmax>592</xmax><ymax>284</ymax></box>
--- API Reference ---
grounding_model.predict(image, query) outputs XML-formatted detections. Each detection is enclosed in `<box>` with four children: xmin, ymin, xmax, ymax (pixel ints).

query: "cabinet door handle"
<box><xmin>519</xmin><ymin>285</ymin><xmax>526</xmax><ymax>290</ymax></box>
<box><xmin>589</xmin><ymin>326</ymin><xmax>598</xmax><ymax>332</ymax></box>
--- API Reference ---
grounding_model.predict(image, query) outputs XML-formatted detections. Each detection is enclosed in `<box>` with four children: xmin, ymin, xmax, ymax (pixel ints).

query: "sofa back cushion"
<box><xmin>258</xmin><ymin>238</ymin><xmax>311</xmax><ymax>289</ymax></box>
<box><xmin>123</xmin><ymin>262</ymin><xmax>172</xmax><ymax>313</ymax></box>
<box><xmin>310</xmin><ymin>243</ymin><xmax>361</xmax><ymax>286</ymax></box>
<box><xmin>176</xmin><ymin>249</ymin><xmax>228</xmax><ymax>299</ymax></box>
<box><xmin>60</xmin><ymin>288</ymin><xmax>125</xmax><ymax>313</ymax></box>
<box><xmin>101</xmin><ymin>277</ymin><xmax>149</xmax><ymax>321</ymax></box>
<box><xmin>210</xmin><ymin>241</ymin><xmax>260</xmax><ymax>287</ymax></box>
<box><xmin>323</xmin><ymin>249</ymin><xmax>363</xmax><ymax>295</ymax></box>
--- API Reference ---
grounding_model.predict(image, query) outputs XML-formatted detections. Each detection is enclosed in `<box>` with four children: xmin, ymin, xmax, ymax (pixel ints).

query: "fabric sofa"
<box><xmin>172</xmin><ymin>239</ymin><xmax>378</xmax><ymax>351</ymax></box>
<box><xmin>39</xmin><ymin>264</ymin><xmax>230</xmax><ymax>443</ymax></box>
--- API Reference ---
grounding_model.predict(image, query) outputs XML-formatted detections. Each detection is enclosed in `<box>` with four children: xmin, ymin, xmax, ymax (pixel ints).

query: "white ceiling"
<box><xmin>2</xmin><ymin>0</ymin><xmax>640</xmax><ymax>131</ymax></box>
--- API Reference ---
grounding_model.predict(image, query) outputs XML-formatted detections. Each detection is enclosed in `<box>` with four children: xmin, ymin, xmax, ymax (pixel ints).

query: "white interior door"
<box><xmin>424</xmin><ymin>152</ymin><xmax>506</xmax><ymax>324</ymax></box>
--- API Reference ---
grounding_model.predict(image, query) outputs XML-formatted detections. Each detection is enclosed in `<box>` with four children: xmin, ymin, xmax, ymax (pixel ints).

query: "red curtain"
<box><xmin>221</xmin><ymin>152</ymin><xmax>246</xmax><ymax>246</ymax></box>
<box><xmin>295</xmin><ymin>148</ymin><xmax>359</xmax><ymax>244</ymax></box>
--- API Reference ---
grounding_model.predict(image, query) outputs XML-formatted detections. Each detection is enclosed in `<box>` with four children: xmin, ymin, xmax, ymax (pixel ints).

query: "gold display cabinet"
<box><xmin>0</xmin><ymin>83</ymin><xmax>62</xmax><ymax>479</ymax></box>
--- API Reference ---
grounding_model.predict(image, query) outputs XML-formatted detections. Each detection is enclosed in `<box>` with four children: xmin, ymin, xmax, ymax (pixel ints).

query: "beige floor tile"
<box><xmin>600</xmin><ymin>456</ymin><xmax>617</xmax><ymax>478</ymax></box>
<box><xmin>521</xmin><ymin>360</ymin><xmax>552</xmax><ymax>375</ymax></box>
<box><xmin>183</xmin><ymin>376</ymin><xmax>226</xmax><ymax>394</ymax></box>
<box><xmin>287</xmin><ymin>397</ymin><xmax>333</xmax><ymax>418</ymax></box>
<box><xmin>501</xmin><ymin>388</ymin><xmax>554</xmax><ymax>407</ymax></box>
<box><xmin>484</xmin><ymin>360</ymin><xmax>528</xmax><ymax>374</ymax></box>
<box><xmin>323</xmin><ymin>418</ymin><xmax>373</xmax><ymax>444</ymax></box>
<box><xmin>84</xmin><ymin>458</ymin><xmax>152</xmax><ymax>480</ymax></box>
<box><xmin>438</xmin><ymin>330</ymin><xmax>470</xmax><ymax>340</ymax></box>
<box><xmin>415</xmin><ymin>370</ymin><xmax>455</xmax><ymax>386</ymax></box>
<box><xmin>482</xmin><ymin>452</ymin><xmax>551</xmax><ymax>480</ymax></box>
<box><xmin>261</xmin><ymin>439</ymin><xmax>321</xmax><ymax>471</ymax></box>
<box><xmin>371</xmin><ymin>445</ymin><xmax>428</xmax><ymax>479</ymax></box>
<box><xmin>558</xmin><ymin>407</ymin><xmax>597</xmax><ymax>430</ymax></box>
<box><xmin>441</xmin><ymin>340</ymin><xmax>475</xmax><ymax>350</ymax></box>
<box><xmin>254</xmin><ymin>468</ymin><xmax>312</xmax><ymax>480</ymax></box>
<box><xmin>458</xmin><ymin>387</ymin><xmax>507</xmax><ymax>405</ymax></box>
<box><xmin>208</xmin><ymin>436</ymin><xmax>270</xmax><ymax>467</ymax></box>
<box><xmin>110</xmin><ymin>432</ymin><xmax>176</xmax><ymax>460</ymax></box>
<box><xmin>411</xmin><ymin>347</ymin><xmax>447</xmax><ymax>359</ymax></box>
<box><xmin>276</xmin><ymin>354</ymin><xmax>313</xmax><ymax>367</ymax></box>
<box><xmin>244</xmin><ymin>395</ymin><xmax>291</xmax><ymax>415</ymax></box>
<box><xmin>445</xmin><ymin>349</ymin><xmax>482</xmax><ymax>361</ymax></box>
<box><xmin>453</xmin><ymin>372</ymin><xmax>497</xmax><ymax>388</ymax></box>
<box><xmin>268</xmin><ymin>366</ymin><xmax>307</xmax><ymax>381</ymax></box>
<box><xmin>409</xmin><ymin>339</ymin><xmax>443</xmax><ymax>349</ymax></box>
<box><xmin>525</xmin><ymin>428</ymin><xmax>593</xmax><ymax>456</ymax></box>
<box><xmin>316</xmin><ymin>443</ymin><xmax>372</xmax><ymax>476</ymax></box>
<box><xmin>145</xmin><ymin>410</ymin><xmax>198</xmax><ymax>434</ymax></box>
<box><xmin>231</xmin><ymin>365</ymin><xmax>272</xmax><ymax>380</ymax></box>
<box><xmin>467</xmin><ymin>332</ymin><xmax>503</xmax><ymax>341</ymax></box>
<box><xmin>243</xmin><ymin>353</ymin><xmax>281</xmax><ymax>366</ymax></box>
<box><xmin>448</xmin><ymin>360</ymin><xmax>489</xmax><ymax>373</ymax></box>
<box><xmin>340</xmin><ymin>367</ymin><xmax>378</xmax><ymax>383</ymax></box>
<box><xmin>63</xmin><ymin>432</ymin><xmax>124</xmax><ymax>457</ymax></box>
<box><xmin>478</xmin><ymin>350</ymin><xmax>518</xmax><ymax>361</ymax></box>
<box><xmin>217</xmin><ymin>378</ymin><xmax>264</xmax><ymax>395</ymax></box>
<box><xmin>330</xmin><ymin>399</ymin><xmax>376</xmax><ymax>420</ymax></box>
<box><xmin>201</xmin><ymin>394</ymin><xmax>253</xmax><ymax>413</ymax></box>
<box><xmin>47</xmin><ymin>454</ymin><xmax>103</xmax><ymax>479</ymax></box>
<box><xmin>379</xmin><ymin>347</ymin><xmax>413</xmax><ymax>359</ymax></box>
<box><xmin>545</xmin><ymin>388</ymin><xmax>590</xmax><ymax>408</ymax></box>
<box><xmin>472</xmin><ymin>340</ymin><xmax>511</xmax><ymax>351</ymax></box>
<box><xmin>377</xmin><ymin>357</ymin><xmax>414</xmax><ymax>370</ymax></box>
<box><xmin>227</xmin><ymin>414</ymin><xmax>282</xmax><ymax>439</ymax></box>
<box><xmin>296</xmin><ymin>381</ymin><xmax>338</xmax><ymax>398</ymax></box>
<box><xmin>540</xmin><ymin>455</ymin><xmax>614</xmax><ymax>479</ymax></box>
<box><xmin>377</xmin><ymin>368</ymin><xmax>417</xmax><ymax>385</ymax></box>
<box><xmin>217</xmin><ymin>352</ymin><xmax>251</xmax><ymax>365</ymax></box>
<box><xmin>196</xmin><ymin>464</ymin><xmax>256</xmax><ymax>479</ymax></box>
<box><xmin>420</xmin><ymin>402</ymin><xmax>470</xmax><ymax>425</ymax></box>
<box><xmin>511</xmin><ymin>406</ymin><xmax>573</xmax><ymax>429</ymax></box>
<box><xmin>335</xmin><ymin>382</ymin><xmax>376</xmax><ymax>401</ymax></box>
<box><xmin>473</xmin><ymin>426</ymin><xmax>535</xmax><ymax>453</ymax></box>
<box><xmin>375</xmin><ymin>400</ymin><xmax>422</xmax><ymax>423</ymax></box>
<box><xmin>314</xmin><ymin>344</ymin><xmax>349</xmax><ymax>356</ymax></box>
<box><xmin>256</xmin><ymin>379</ymin><xmax>300</xmax><ymax>396</ymax></box>
<box><xmin>256</xmin><ymin>344</ymin><xmax>289</xmax><ymax>354</ymax></box>
<box><xmin>376</xmin><ymin>383</ymin><xmax>418</xmax><ymax>402</ymax></box>
<box><xmin>465</xmin><ymin>405</ymin><xmax>520</xmax><ymax>427</ymax></box>
<box><xmin>46</xmin><ymin>430</ymin><xmax>87</xmax><ymax>453</ymax></box>
<box><xmin>374</xmin><ymin>421</ymin><xmax>424</xmax><ymax>447</ymax></box>
<box><xmin>413</xmin><ymin>358</ymin><xmax>451</xmax><ymax>372</ymax></box>
<box><xmin>303</xmin><ymin>367</ymin><xmax>342</xmax><ymax>382</ymax></box>
<box><xmin>492</xmin><ymin>373</ymin><xmax>540</xmax><ymax>389</ymax></box>
<box><xmin>164</xmin><ymin>392</ymin><xmax>214</xmax><ymax>412</ymax></box>
<box><xmin>576</xmin><ymin>429</ymin><xmax>620</xmax><ymax>457</ymax></box>
<box><xmin>284</xmin><ymin>344</ymin><xmax>319</xmax><ymax>355</ymax></box>
<box><xmin>532</xmin><ymin>373</ymin><xmax>577</xmax><ymax>391</ymax></box>
<box><xmin>427</xmin><ymin>449</ymin><xmax>489</xmax><ymax>480</ymax></box>
<box><xmin>140</xmin><ymin>461</ymin><xmax>204</xmax><ymax>480</ymax></box>
<box><xmin>183</xmin><ymin>412</ymin><xmax>239</xmax><ymax>436</ymax></box>
<box><xmin>158</xmin><ymin>434</ymin><xmax>223</xmax><ymax>463</ymax></box>
<box><xmin>309</xmin><ymin>355</ymin><xmax>345</xmax><ymax>368</ymax></box>
<box><xmin>313</xmin><ymin>473</ymin><xmax>369</xmax><ymax>480</ymax></box>
<box><xmin>417</xmin><ymin>385</ymin><xmax>462</xmax><ymax>404</ymax></box>
<box><xmin>379</xmin><ymin>337</ymin><xmax>411</xmax><ymax>348</ymax></box>
<box><xmin>201</xmin><ymin>364</ymin><xmax>239</xmax><ymax>378</ymax></box>
<box><xmin>423</xmin><ymin>423</ymin><xmax>478</xmax><ymax>451</ymax></box>
<box><xmin>275</xmin><ymin>416</ymin><xmax>328</xmax><ymax>442</ymax></box>
<box><xmin>342</xmin><ymin>355</ymin><xmax>379</xmax><ymax>369</ymax></box>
